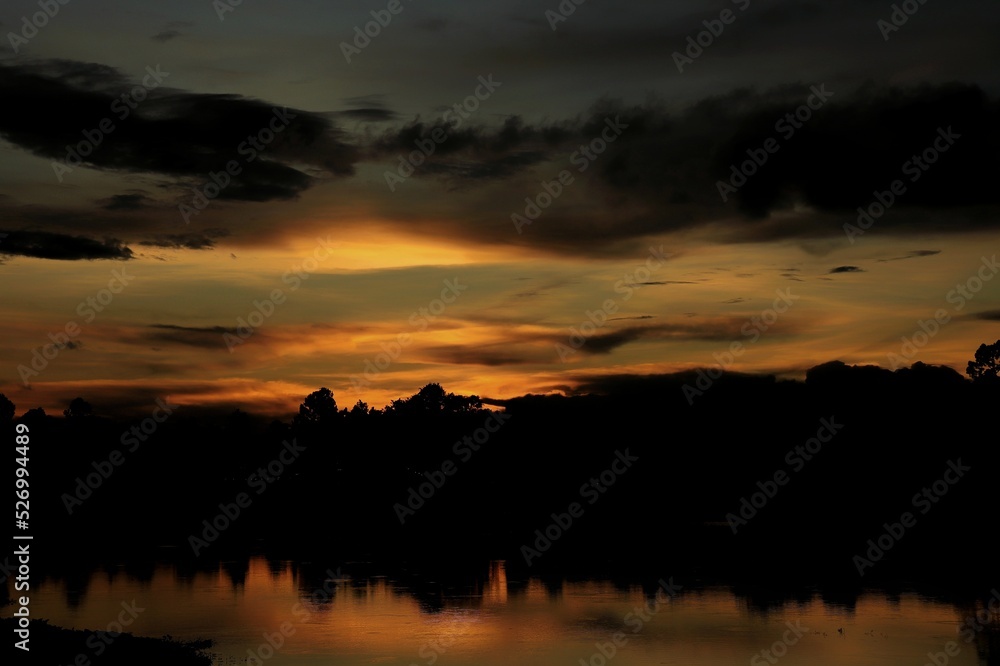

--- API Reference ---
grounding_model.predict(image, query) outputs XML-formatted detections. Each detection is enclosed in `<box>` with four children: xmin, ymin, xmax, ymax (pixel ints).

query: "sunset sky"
<box><xmin>1</xmin><ymin>0</ymin><xmax>998</xmax><ymax>417</ymax></box>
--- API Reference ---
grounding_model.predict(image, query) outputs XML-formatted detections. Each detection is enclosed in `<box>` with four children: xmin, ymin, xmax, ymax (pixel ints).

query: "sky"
<box><xmin>1</xmin><ymin>0</ymin><xmax>999</xmax><ymax>417</ymax></box>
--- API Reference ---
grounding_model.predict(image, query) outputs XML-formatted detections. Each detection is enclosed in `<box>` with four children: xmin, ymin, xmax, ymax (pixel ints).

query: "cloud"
<box><xmin>970</xmin><ymin>310</ymin><xmax>1000</xmax><ymax>321</ymax></box>
<box><xmin>0</xmin><ymin>60</ymin><xmax>360</xmax><ymax>202</ymax></box>
<box><xmin>878</xmin><ymin>250</ymin><xmax>942</xmax><ymax>262</ymax></box>
<box><xmin>368</xmin><ymin>114</ymin><xmax>568</xmax><ymax>182</ymax></box>
<box><xmin>0</xmin><ymin>230</ymin><xmax>133</xmax><ymax>261</ymax></box>
<box><xmin>339</xmin><ymin>108</ymin><xmax>398</xmax><ymax>122</ymax></box>
<box><xmin>98</xmin><ymin>193</ymin><xmax>157</xmax><ymax>211</ymax></box>
<box><xmin>555</xmin><ymin>319</ymin><xmax>772</xmax><ymax>356</ymax></box>
<box><xmin>145</xmin><ymin>324</ymin><xmax>235</xmax><ymax>349</ymax></box>
<box><xmin>150</xmin><ymin>30</ymin><xmax>182</xmax><ymax>42</ymax></box>
<box><xmin>422</xmin><ymin>346</ymin><xmax>537</xmax><ymax>366</ymax></box>
<box><xmin>566</xmin><ymin>370</ymin><xmax>777</xmax><ymax>397</ymax></box>
<box><xmin>5</xmin><ymin>59</ymin><xmax>1000</xmax><ymax>260</ymax></box>
<box><xmin>361</xmin><ymin>83</ymin><xmax>1000</xmax><ymax>255</ymax></box>
<box><xmin>828</xmin><ymin>266</ymin><xmax>864</xmax><ymax>274</ymax></box>
<box><xmin>139</xmin><ymin>231</ymin><xmax>228</xmax><ymax>250</ymax></box>
<box><xmin>635</xmin><ymin>280</ymin><xmax>695</xmax><ymax>285</ymax></box>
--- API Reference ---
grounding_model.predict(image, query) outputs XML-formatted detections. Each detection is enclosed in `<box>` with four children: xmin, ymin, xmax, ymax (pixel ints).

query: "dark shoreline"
<box><xmin>1</xmin><ymin>617</ymin><xmax>212</xmax><ymax>665</ymax></box>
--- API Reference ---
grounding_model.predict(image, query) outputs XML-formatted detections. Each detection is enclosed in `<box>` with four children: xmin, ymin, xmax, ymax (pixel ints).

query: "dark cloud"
<box><xmin>828</xmin><ymin>266</ymin><xmax>864</xmax><ymax>274</ymax></box>
<box><xmin>146</xmin><ymin>324</ymin><xmax>234</xmax><ymax>349</ymax></box>
<box><xmin>364</xmin><ymin>84</ymin><xmax>1000</xmax><ymax>254</ymax></box>
<box><xmin>151</xmin><ymin>30</ymin><xmax>182</xmax><ymax>42</ymax></box>
<box><xmin>423</xmin><ymin>346</ymin><xmax>536</xmax><ymax>366</ymax></box>
<box><xmin>566</xmin><ymin>370</ymin><xmax>777</xmax><ymax>398</ymax></box>
<box><xmin>702</xmin><ymin>84</ymin><xmax>998</xmax><ymax>218</ymax></box>
<box><xmin>635</xmin><ymin>280</ymin><xmax>695</xmax><ymax>285</ymax></box>
<box><xmin>422</xmin><ymin>319</ymin><xmax>761</xmax><ymax>366</ymax></box>
<box><xmin>5</xmin><ymin>58</ymin><xmax>999</xmax><ymax>259</ymax></box>
<box><xmin>557</xmin><ymin>319</ymin><xmax>777</xmax><ymax>356</ymax></box>
<box><xmin>139</xmin><ymin>231</ymin><xmax>227</xmax><ymax>250</ymax></box>
<box><xmin>339</xmin><ymin>108</ymin><xmax>397</xmax><ymax>122</ymax></box>
<box><xmin>0</xmin><ymin>60</ymin><xmax>359</xmax><ymax>202</ymax></box>
<box><xmin>369</xmin><ymin>115</ymin><xmax>570</xmax><ymax>182</ymax></box>
<box><xmin>878</xmin><ymin>250</ymin><xmax>942</xmax><ymax>262</ymax></box>
<box><xmin>99</xmin><ymin>193</ymin><xmax>157</xmax><ymax>211</ymax></box>
<box><xmin>970</xmin><ymin>310</ymin><xmax>1000</xmax><ymax>321</ymax></box>
<box><xmin>338</xmin><ymin>96</ymin><xmax>397</xmax><ymax>122</ymax></box>
<box><xmin>0</xmin><ymin>230</ymin><xmax>133</xmax><ymax>261</ymax></box>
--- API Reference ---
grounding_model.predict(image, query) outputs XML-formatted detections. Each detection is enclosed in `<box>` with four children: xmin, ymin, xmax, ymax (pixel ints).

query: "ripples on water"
<box><xmin>6</xmin><ymin>557</ymin><xmax>997</xmax><ymax>665</ymax></box>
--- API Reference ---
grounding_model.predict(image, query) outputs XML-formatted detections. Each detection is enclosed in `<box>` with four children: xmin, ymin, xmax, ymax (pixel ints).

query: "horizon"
<box><xmin>1</xmin><ymin>355</ymin><xmax>989</xmax><ymax>421</ymax></box>
<box><xmin>2</xmin><ymin>1</ymin><xmax>1000</xmax><ymax>417</ymax></box>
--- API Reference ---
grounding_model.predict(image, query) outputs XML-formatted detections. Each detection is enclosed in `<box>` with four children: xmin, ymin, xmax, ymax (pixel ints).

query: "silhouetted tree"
<box><xmin>20</xmin><ymin>407</ymin><xmax>46</xmax><ymax>424</ymax></box>
<box><xmin>296</xmin><ymin>387</ymin><xmax>338</xmax><ymax>426</ymax></box>
<box><xmin>0</xmin><ymin>393</ymin><xmax>14</xmax><ymax>423</ymax></box>
<box><xmin>409</xmin><ymin>383</ymin><xmax>447</xmax><ymax>411</ymax></box>
<box><xmin>226</xmin><ymin>408</ymin><xmax>252</xmax><ymax>432</ymax></box>
<box><xmin>967</xmin><ymin>340</ymin><xmax>1000</xmax><ymax>382</ymax></box>
<box><xmin>63</xmin><ymin>397</ymin><xmax>94</xmax><ymax>420</ymax></box>
<box><xmin>386</xmin><ymin>383</ymin><xmax>484</xmax><ymax>415</ymax></box>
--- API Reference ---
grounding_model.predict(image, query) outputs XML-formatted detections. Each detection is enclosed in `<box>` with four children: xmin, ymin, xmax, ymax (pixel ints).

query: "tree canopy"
<box><xmin>967</xmin><ymin>339</ymin><xmax>1000</xmax><ymax>382</ymax></box>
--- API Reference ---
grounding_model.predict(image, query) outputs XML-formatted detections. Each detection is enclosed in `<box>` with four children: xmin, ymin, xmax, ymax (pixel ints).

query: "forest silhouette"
<box><xmin>4</xmin><ymin>346</ymin><xmax>1000</xmax><ymax>600</ymax></box>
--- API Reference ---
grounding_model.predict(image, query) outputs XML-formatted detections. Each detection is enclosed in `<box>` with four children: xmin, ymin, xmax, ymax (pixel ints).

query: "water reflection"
<box><xmin>5</xmin><ymin>557</ymin><xmax>997</xmax><ymax>665</ymax></box>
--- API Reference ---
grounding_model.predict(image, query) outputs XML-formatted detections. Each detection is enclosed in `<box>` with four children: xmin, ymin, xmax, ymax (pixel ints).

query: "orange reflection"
<box><xmin>5</xmin><ymin>557</ymin><xmax>986</xmax><ymax>666</ymax></box>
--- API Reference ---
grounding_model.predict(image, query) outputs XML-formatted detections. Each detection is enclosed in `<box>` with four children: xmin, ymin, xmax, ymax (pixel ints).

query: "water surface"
<box><xmin>7</xmin><ymin>557</ymin><xmax>990</xmax><ymax>665</ymax></box>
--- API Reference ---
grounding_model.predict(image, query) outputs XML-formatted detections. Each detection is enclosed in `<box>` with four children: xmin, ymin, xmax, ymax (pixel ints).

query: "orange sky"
<box><xmin>1</xmin><ymin>2</ymin><xmax>998</xmax><ymax>418</ymax></box>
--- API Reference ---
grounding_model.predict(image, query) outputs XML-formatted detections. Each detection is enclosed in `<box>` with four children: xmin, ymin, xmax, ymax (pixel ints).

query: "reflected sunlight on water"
<box><xmin>5</xmin><ymin>557</ymin><xmax>987</xmax><ymax>666</ymax></box>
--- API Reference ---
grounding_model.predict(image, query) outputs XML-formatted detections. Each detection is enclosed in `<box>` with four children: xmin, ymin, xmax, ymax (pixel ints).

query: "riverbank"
<box><xmin>1</xmin><ymin>617</ymin><xmax>212</xmax><ymax>665</ymax></box>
